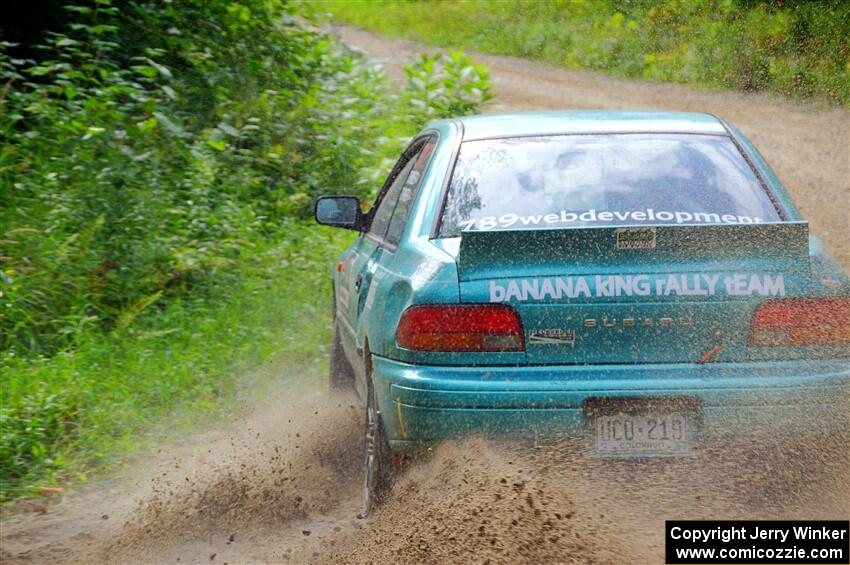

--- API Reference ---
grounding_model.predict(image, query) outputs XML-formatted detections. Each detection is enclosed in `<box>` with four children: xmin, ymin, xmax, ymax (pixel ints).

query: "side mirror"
<box><xmin>315</xmin><ymin>196</ymin><xmax>364</xmax><ymax>231</ymax></box>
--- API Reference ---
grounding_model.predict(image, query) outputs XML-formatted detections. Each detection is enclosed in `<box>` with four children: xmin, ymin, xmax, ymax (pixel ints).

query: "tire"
<box><xmin>358</xmin><ymin>374</ymin><xmax>393</xmax><ymax>518</ymax></box>
<box><xmin>328</xmin><ymin>323</ymin><xmax>356</xmax><ymax>394</ymax></box>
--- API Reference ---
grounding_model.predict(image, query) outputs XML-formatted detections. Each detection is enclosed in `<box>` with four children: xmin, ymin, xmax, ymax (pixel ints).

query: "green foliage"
<box><xmin>325</xmin><ymin>0</ymin><xmax>850</xmax><ymax>105</ymax></box>
<box><xmin>0</xmin><ymin>0</ymin><xmax>492</xmax><ymax>499</ymax></box>
<box><xmin>1</xmin><ymin>1</ymin><xmax>364</xmax><ymax>356</ymax></box>
<box><xmin>404</xmin><ymin>50</ymin><xmax>493</xmax><ymax>122</ymax></box>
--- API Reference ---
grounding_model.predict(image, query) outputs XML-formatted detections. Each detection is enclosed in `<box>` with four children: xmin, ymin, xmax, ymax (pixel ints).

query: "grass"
<box><xmin>322</xmin><ymin>0</ymin><xmax>850</xmax><ymax>105</ymax></box>
<box><xmin>0</xmin><ymin>224</ymin><xmax>353</xmax><ymax>500</ymax></box>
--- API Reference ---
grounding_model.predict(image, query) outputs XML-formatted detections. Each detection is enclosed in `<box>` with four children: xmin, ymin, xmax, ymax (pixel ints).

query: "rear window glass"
<box><xmin>438</xmin><ymin>134</ymin><xmax>781</xmax><ymax>237</ymax></box>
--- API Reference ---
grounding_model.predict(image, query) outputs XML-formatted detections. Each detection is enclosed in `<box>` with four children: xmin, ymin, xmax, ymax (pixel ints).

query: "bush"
<box><xmin>0</xmin><ymin>0</ymin><xmax>492</xmax><ymax>499</ymax></box>
<box><xmin>404</xmin><ymin>50</ymin><xmax>493</xmax><ymax>122</ymax></box>
<box><xmin>1</xmin><ymin>2</ymin><xmax>385</xmax><ymax>357</ymax></box>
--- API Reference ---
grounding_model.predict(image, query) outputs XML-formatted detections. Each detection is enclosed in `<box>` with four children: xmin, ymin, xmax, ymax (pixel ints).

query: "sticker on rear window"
<box><xmin>616</xmin><ymin>227</ymin><xmax>656</xmax><ymax>250</ymax></box>
<box><xmin>458</xmin><ymin>209</ymin><xmax>767</xmax><ymax>232</ymax></box>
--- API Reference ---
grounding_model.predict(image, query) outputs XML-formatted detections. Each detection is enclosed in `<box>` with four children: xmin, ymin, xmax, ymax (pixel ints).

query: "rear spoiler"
<box><xmin>457</xmin><ymin>222</ymin><xmax>809</xmax><ymax>281</ymax></box>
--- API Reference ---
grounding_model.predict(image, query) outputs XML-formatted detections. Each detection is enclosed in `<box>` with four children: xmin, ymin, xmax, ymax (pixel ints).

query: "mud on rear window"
<box><xmin>438</xmin><ymin>133</ymin><xmax>782</xmax><ymax>237</ymax></box>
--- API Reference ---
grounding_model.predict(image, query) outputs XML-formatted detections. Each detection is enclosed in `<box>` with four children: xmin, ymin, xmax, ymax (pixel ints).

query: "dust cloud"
<box><xmin>2</xmin><ymin>379</ymin><xmax>846</xmax><ymax>564</ymax></box>
<box><xmin>320</xmin><ymin>434</ymin><xmax>848</xmax><ymax>564</ymax></box>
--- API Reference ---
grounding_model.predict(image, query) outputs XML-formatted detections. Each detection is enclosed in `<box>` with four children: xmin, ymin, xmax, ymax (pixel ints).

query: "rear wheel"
<box><xmin>328</xmin><ymin>323</ymin><xmax>355</xmax><ymax>393</ymax></box>
<box><xmin>358</xmin><ymin>374</ymin><xmax>393</xmax><ymax>518</ymax></box>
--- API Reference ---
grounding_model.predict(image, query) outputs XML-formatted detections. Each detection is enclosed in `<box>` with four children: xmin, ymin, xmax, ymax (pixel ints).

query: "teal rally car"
<box><xmin>314</xmin><ymin>111</ymin><xmax>850</xmax><ymax>516</ymax></box>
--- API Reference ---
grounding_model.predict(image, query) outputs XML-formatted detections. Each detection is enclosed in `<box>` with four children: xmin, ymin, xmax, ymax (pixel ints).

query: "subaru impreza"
<box><xmin>314</xmin><ymin>111</ymin><xmax>850</xmax><ymax>515</ymax></box>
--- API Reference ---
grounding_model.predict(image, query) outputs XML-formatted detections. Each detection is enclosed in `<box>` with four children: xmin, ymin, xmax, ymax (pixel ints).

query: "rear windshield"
<box><xmin>438</xmin><ymin>134</ymin><xmax>781</xmax><ymax>237</ymax></box>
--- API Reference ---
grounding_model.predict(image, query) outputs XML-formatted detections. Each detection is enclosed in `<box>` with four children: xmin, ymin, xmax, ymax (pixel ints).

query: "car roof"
<box><xmin>439</xmin><ymin>111</ymin><xmax>728</xmax><ymax>141</ymax></box>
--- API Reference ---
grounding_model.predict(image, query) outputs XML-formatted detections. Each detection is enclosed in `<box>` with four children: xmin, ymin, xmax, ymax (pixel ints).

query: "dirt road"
<box><xmin>0</xmin><ymin>378</ymin><xmax>367</xmax><ymax>564</ymax></box>
<box><xmin>3</xmin><ymin>373</ymin><xmax>847</xmax><ymax>565</ymax></box>
<box><xmin>2</xmin><ymin>27</ymin><xmax>849</xmax><ymax>565</ymax></box>
<box><xmin>338</xmin><ymin>27</ymin><xmax>850</xmax><ymax>270</ymax></box>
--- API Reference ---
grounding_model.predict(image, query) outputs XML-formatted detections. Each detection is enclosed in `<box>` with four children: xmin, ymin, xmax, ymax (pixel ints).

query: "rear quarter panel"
<box><xmin>361</xmin><ymin>121</ymin><xmax>465</xmax><ymax>361</ymax></box>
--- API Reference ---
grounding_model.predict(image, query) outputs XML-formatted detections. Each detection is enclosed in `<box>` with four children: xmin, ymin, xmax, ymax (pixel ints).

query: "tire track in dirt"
<box><xmin>336</xmin><ymin>26</ymin><xmax>850</xmax><ymax>271</ymax></box>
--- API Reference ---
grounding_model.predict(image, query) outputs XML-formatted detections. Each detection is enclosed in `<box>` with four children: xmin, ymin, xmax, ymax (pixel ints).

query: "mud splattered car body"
<box><xmin>317</xmin><ymin>111</ymin><xmax>849</xmax><ymax>462</ymax></box>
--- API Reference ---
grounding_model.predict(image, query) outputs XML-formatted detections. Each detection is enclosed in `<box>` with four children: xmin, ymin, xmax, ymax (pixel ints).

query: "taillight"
<box><xmin>748</xmin><ymin>298</ymin><xmax>850</xmax><ymax>347</ymax></box>
<box><xmin>396</xmin><ymin>304</ymin><xmax>525</xmax><ymax>352</ymax></box>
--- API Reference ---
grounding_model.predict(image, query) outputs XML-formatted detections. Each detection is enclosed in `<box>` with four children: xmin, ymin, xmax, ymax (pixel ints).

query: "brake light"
<box><xmin>396</xmin><ymin>305</ymin><xmax>525</xmax><ymax>352</ymax></box>
<box><xmin>748</xmin><ymin>298</ymin><xmax>850</xmax><ymax>347</ymax></box>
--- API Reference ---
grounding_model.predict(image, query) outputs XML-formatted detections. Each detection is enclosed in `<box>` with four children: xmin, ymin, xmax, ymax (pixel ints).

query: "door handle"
<box><xmin>354</xmin><ymin>273</ymin><xmax>363</xmax><ymax>293</ymax></box>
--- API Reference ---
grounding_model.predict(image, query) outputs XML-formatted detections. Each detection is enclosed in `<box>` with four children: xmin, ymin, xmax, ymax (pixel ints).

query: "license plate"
<box><xmin>595</xmin><ymin>413</ymin><xmax>690</xmax><ymax>456</ymax></box>
<box><xmin>584</xmin><ymin>397</ymin><xmax>699</xmax><ymax>457</ymax></box>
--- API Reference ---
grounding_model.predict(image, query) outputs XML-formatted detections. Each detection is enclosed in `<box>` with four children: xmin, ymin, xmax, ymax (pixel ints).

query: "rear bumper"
<box><xmin>371</xmin><ymin>355</ymin><xmax>850</xmax><ymax>450</ymax></box>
